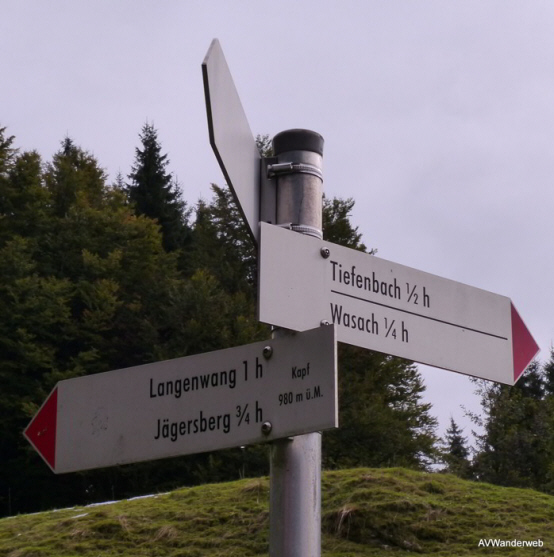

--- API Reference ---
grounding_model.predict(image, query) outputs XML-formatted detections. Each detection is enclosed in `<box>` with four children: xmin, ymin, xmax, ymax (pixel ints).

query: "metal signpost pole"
<box><xmin>268</xmin><ymin>129</ymin><xmax>325</xmax><ymax>557</ymax></box>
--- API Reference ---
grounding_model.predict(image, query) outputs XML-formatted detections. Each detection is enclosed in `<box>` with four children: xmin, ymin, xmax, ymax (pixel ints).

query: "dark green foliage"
<box><xmin>441</xmin><ymin>418</ymin><xmax>472</xmax><ymax>479</ymax></box>
<box><xmin>0</xmin><ymin>126</ymin><xmax>17</xmax><ymax>180</ymax></box>
<box><xmin>0</xmin><ymin>132</ymin><xmax>263</xmax><ymax>516</ymax></box>
<box><xmin>0</xmin><ymin>138</ymin><xmax>50</xmax><ymax>243</ymax></box>
<box><xmin>472</xmin><ymin>357</ymin><xmax>554</xmax><ymax>493</ymax></box>
<box><xmin>323</xmin><ymin>196</ymin><xmax>369</xmax><ymax>253</ymax></box>
<box><xmin>0</xmin><ymin>125</ymin><xmax>439</xmax><ymax>517</ymax></box>
<box><xmin>515</xmin><ymin>359</ymin><xmax>545</xmax><ymax>399</ymax></box>
<box><xmin>190</xmin><ymin>185</ymin><xmax>257</xmax><ymax>295</ymax></box>
<box><xmin>324</xmin><ymin>345</ymin><xmax>438</xmax><ymax>470</ymax></box>
<box><xmin>46</xmin><ymin>137</ymin><xmax>107</xmax><ymax>218</ymax></box>
<box><xmin>127</xmin><ymin>123</ymin><xmax>191</xmax><ymax>253</ymax></box>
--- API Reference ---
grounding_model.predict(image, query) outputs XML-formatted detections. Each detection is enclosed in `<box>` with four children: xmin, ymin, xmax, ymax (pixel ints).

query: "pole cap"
<box><xmin>273</xmin><ymin>129</ymin><xmax>324</xmax><ymax>156</ymax></box>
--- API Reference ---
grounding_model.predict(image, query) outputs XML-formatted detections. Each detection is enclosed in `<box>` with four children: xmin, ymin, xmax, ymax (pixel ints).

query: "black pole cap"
<box><xmin>273</xmin><ymin>129</ymin><xmax>324</xmax><ymax>156</ymax></box>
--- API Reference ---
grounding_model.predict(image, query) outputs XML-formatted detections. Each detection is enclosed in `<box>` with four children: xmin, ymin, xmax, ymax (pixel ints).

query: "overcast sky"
<box><xmin>3</xmin><ymin>1</ymin><xmax>554</xmax><ymax>442</ymax></box>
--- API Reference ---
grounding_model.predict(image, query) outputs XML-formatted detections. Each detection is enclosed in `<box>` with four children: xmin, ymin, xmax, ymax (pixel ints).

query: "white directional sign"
<box><xmin>259</xmin><ymin>222</ymin><xmax>538</xmax><ymax>385</ymax></box>
<box><xmin>202</xmin><ymin>39</ymin><xmax>261</xmax><ymax>244</ymax></box>
<box><xmin>24</xmin><ymin>326</ymin><xmax>337</xmax><ymax>474</ymax></box>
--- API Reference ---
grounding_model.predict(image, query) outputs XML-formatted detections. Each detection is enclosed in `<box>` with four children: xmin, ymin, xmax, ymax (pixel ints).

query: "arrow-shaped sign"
<box><xmin>259</xmin><ymin>222</ymin><xmax>538</xmax><ymax>384</ymax></box>
<box><xmin>202</xmin><ymin>39</ymin><xmax>261</xmax><ymax>244</ymax></box>
<box><xmin>24</xmin><ymin>326</ymin><xmax>337</xmax><ymax>474</ymax></box>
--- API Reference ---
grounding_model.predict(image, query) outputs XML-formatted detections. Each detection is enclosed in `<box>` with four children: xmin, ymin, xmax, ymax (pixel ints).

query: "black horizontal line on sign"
<box><xmin>330</xmin><ymin>290</ymin><xmax>508</xmax><ymax>341</ymax></box>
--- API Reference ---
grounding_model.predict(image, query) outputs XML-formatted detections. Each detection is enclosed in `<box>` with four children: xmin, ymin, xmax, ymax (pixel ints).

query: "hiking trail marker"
<box><xmin>24</xmin><ymin>37</ymin><xmax>540</xmax><ymax>557</ymax></box>
<box><xmin>258</xmin><ymin>222</ymin><xmax>539</xmax><ymax>385</ymax></box>
<box><xmin>24</xmin><ymin>326</ymin><xmax>337</xmax><ymax>474</ymax></box>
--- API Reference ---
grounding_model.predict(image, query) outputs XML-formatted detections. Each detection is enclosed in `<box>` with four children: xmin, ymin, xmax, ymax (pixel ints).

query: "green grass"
<box><xmin>1</xmin><ymin>468</ymin><xmax>553</xmax><ymax>556</ymax></box>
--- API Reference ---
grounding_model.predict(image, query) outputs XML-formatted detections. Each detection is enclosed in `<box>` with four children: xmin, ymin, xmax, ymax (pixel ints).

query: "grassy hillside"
<box><xmin>1</xmin><ymin>467</ymin><xmax>553</xmax><ymax>556</ymax></box>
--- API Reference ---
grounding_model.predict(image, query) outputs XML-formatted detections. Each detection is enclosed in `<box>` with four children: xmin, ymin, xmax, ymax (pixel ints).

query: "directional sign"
<box><xmin>202</xmin><ymin>39</ymin><xmax>261</xmax><ymax>244</ymax></box>
<box><xmin>258</xmin><ymin>222</ymin><xmax>538</xmax><ymax>385</ymax></box>
<box><xmin>24</xmin><ymin>326</ymin><xmax>337</xmax><ymax>474</ymax></box>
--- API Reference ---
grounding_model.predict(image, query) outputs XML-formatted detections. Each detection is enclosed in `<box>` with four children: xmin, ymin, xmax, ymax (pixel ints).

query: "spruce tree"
<box><xmin>472</xmin><ymin>362</ymin><xmax>553</xmax><ymax>491</ymax></box>
<box><xmin>0</xmin><ymin>127</ymin><xmax>18</xmax><ymax>242</ymax></box>
<box><xmin>190</xmin><ymin>184</ymin><xmax>257</xmax><ymax>294</ymax></box>
<box><xmin>45</xmin><ymin>137</ymin><xmax>106</xmax><ymax>218</ymax></box>
<box><xmin>127</xmin><ymin>123</ymin><xmax>190</xmax><ymax>252</ymax></box>
<box><xmin>442</xmin><ymin>418</ymin><xmax>472</xmax><ymax>478</ymax></box>
<box><xmin>0</xmin><ymin>126</ymin><xmax>17</xmax><ymax>177</ymax></box>
<box><xmin>0</xmin><ymin>136</ymin><xmax>198</xmax><ymax>515</ymax></box>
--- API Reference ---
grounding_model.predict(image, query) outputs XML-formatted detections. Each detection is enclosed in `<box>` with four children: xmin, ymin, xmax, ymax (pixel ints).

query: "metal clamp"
<box><xmin>272</xmin><ymin>222</ymin><xmax>322</xmax><ymax>239</ymax></box>
<box><xmin>290</xmin><ymin>224</ymin><xmax>322</xmax><ymax>239</ymax></box>
<box><xmin>267</xmin><ymin>162</ymin><xmax>323</xmax><ymax>181</ymax></box>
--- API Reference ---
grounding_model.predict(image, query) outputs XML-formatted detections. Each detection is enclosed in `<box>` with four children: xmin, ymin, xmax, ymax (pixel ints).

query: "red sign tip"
<box><xmin>511</xmin><ymin>303</ymin><xmax>540</xmax><ymax>383</ymax></box>
<box><xmin>24</xmin><ymin>387</ymin><xmax>58</xmax><ymax>471</ymax></box>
